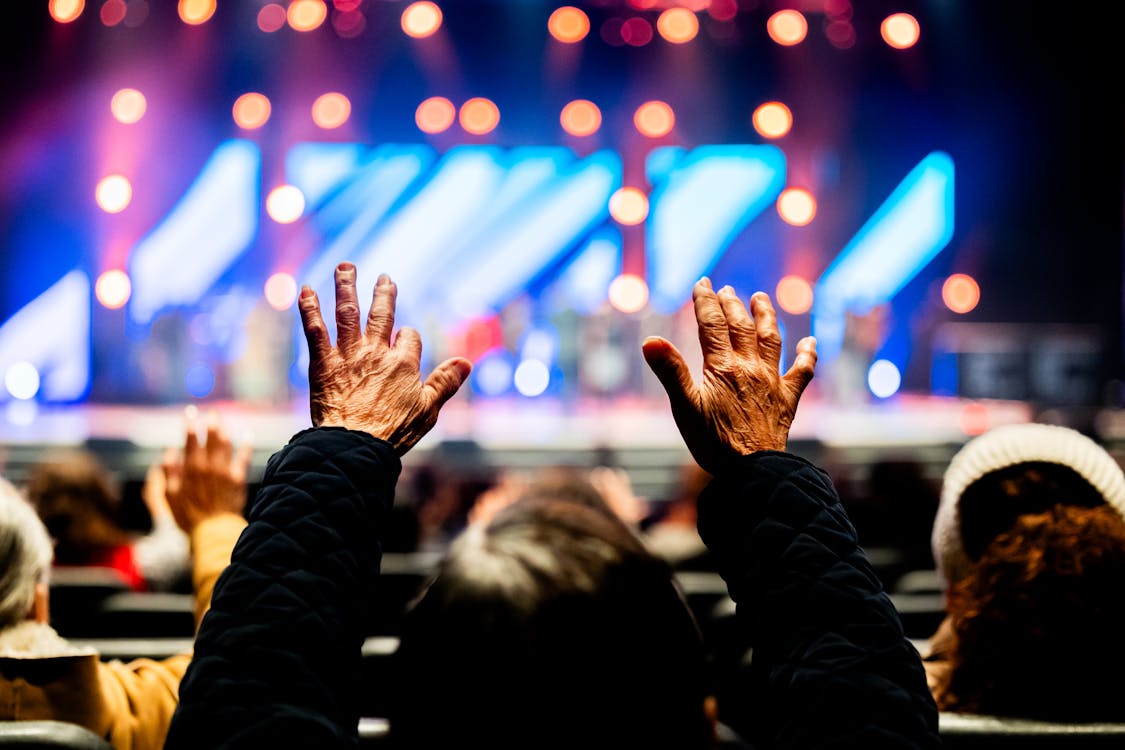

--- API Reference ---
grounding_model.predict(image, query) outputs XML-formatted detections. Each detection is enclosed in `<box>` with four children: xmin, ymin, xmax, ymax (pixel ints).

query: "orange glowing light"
<box><xmin>178</xmin><ymin>0</ymin><xmax>216</xmax><ymax>25</ymax></box>
<box><xmin>415</xmin><ymin>97</ymin><xmax>456</xmax><ymax>133</ymax></box>
<box><xmin>560</xmin><ymin>100</ymin><xmax>602</xmax><ymax>137</ymax></box>
<box><xmin>232</xmin><ymin>93</ymin><xmax>271</xmax><ymax>130</ymax></box>
<box><xmin>548</xmin><ymin>6</ymin><xmax>590</xmax><ymax>43</ymax></box>
<box><xmin>777</xmin><ymin>188</ymin><xmax>816</xmax><ymax>226</ymax></box>
<box><xmin>311</xmin><ymin>92</ymin><xmax>351</xmax><ymax>129</ymax></box>
<box><xmin>881</xmin><ymin>12</ymin><xmax>920</xmax><ymax>49</ymax></box>
<box><xmin>608</xmin><ymin>274</ymin><xmax>649</xmax><ymax>313</ymax></box>
<box><xmin>608</xmin><ymin>187</ymin><xmax>649</xmax><ymax>226</ymax></box>
<box><xmin>257</xmin><ymin>3</ymin><xmax>287</xmax><ymax>32</ymax></box>
<box><xmin>634</xmin><ymin>100</ymin><xmax>674</xmax><ymax>138</ymax></box>
<box><xmin>95</xmin><ymin>270</ymin><xmax>132</xmax><ymax>309</ymax></box>
<box><xmin>49</xmin><ymin>0</ymin><xmax>85</xmax><ymax>23</ymax></box>
<box><xmin>942</xmin><ymin>273</ymin><xmax>980</xmax><ymax>313</ymax></box>
<box><xmin>288</xmin><ymin>0</ymin><xmax>327</xmax><ymax>31</ymax></box>
<box><xmin>459</xmin><ymin>98</ymin><xmax>500</xmax><ymax>135</ymax></box>
<box><xmin>95</xmin><ymin>175</ymin><xmax>132</xmax><ymax>213</ymax></box>
<box><xmin>656</xmin><ymin>8</ymin><xmax>698</xmax><ymax>43</ymax></box>
<box><xmin>266</xmin><ymin>185</ymin><xmax>306</xmax><ymax>224</ymax></box>
<box><xmin>766</xmin><ymin>9</ymin><xmax>807</xmax><ymax>46</ymax></box>
<box><xmin>775</xmin><ymin>275</ymin><xmax>814</xmax><ymax>315</ymax></box>
<box><xmin>752</xmin><ymin>101</ymin><xmax>792</xmax><ymax>139</ymax></box>
<box><xmin>401</xmin><ymin>1</ymin><xmax>442</xmax><ymax>38</ymax></box>
<box><xmin>264</xmin><ymin>273</ymin><xmax>299</xmax><ymax>310</ymax></box>
<box><xmin>110</xmin><ymin>88</ymin><xmax>147</xmax><ymax>124</ymax></box>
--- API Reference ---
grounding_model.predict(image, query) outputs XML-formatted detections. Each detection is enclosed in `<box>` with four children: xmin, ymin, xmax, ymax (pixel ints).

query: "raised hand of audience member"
<box><xmin>642</xmin><ymin>279</ymin><xmax>816</xmax><ymax>473</ymax></box>
<box><xmin>589</xmin><ymin>465</ymin><xmax>649</xmax><ymax>525</ymax></box>
<box><xmin>162</xmin><ymin>409</ymin><xmax>252</xmax><ymax>533</ymax></box>
<box><xmin>298</xmin><ymin>262</ymin><xmax>472</xmax><ymax>455</ymax></box>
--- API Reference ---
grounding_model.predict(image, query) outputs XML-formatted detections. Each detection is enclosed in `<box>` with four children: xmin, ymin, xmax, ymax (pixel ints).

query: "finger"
<box><xmin>334</xmin><ymin>263</ymin><xmax>362</xmax><ymax>355</ymax></box>
<box><xmin>161</xmin><ymin>449</ymin><xmax>183</xmax><ymax>496</ymax></box>
<box><xmin>232</xmin><ymin>436</ymin><xmax>254</xmax><ymax>485</ymax></box>
<box><xmin>641</xmin><ymin>336</ymin><xmax>697</xmax><ymax>411</ymax></box>
<box><xmin>717</xmin><ymin>285</ymin><xmax>757</xmax><ymax>355</ymax></box>
<box><xmin>365</xmin><ymin>273</ymin><xmax>397</xmax><ymax>344</ymax></box>
<box><xmin>749</xmin><ymin>292</ymin><xmax>783</xmax><ymax>371</ymax></box>
<box><xmin>692</xmin><ymin>278</ymin><xmax>730</xmax><ymax>369</ymax></box>
<box><xmin>421</xmin><ymin>357</ymin><xmax>472</xmax><ymax>411</ymax></box>
<box><xmin>205</xmin><ymin>411</ymin><xmax>232</xmax><ymax>467</ymax></box>
<box><xmin>298</xmin><ymin>286</ymin><xmax>332</xmax><ymax>364</ymax></box>
<box><xmin>393</xmin><ymin>326</ymin><xmax>423</xmax><ymax>366</ymax></box>
<box><xmin>183</xmin><ymin>405</ymin><xmax>200</xmax><ymax>461</ymax></box>
<box><xmin>782</xmin><ymin>335</ymin><xmax>818</xmax><ymax>403</ymax></box>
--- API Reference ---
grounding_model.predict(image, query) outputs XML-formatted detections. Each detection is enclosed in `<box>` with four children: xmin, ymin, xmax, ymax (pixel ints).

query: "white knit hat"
<box><xmin>933</xmin><ymin>422</ymin><xmax>1125</xmax><ymax>588</ymax></box>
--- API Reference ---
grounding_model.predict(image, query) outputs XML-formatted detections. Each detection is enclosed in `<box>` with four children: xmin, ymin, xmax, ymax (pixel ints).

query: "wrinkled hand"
<box><xmin>298</xmin><ymin>263</ymin><xmax>472</xmax><ymax>455</ymax></box>
<box><xmin>162</xmin><ymin>410</ymin><xmax>252</xmax><ymax>533</ymax></box>
<box><xmin>642</xmin><ymin>279</ymin><xmax>817</xmax><ymax>475</ymax></box>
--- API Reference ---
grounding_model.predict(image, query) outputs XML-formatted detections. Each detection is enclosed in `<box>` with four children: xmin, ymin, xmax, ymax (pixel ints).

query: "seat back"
<box><xmin>939</xmin><ymin>712</ymin><xmax>1125</xmax><ymax>748</ymax></box>
<box><xmin>90</xmin><ymin>592</ymin><xmax>195</xmax><ymax>638</ymax></box>
<box><xmin>0</xmin><ymin>721</ymin><xmax>114</xmax><ymax>749</ymax></box>
<box><xmin>47</xmin><ymin>568</ymin><xmax>131</xmax><ymax>638</ymax></box>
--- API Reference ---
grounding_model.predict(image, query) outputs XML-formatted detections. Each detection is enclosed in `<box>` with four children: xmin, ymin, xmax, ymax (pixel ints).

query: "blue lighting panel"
<box><xmin>556</xmin><ymin>229</ymin><xmax>622</xmax><ymax>314</ymax></box>
<box><xmin>286</xmin><ymin>142</ymin><xmax>370</xmax><ymax>208</ymax></box>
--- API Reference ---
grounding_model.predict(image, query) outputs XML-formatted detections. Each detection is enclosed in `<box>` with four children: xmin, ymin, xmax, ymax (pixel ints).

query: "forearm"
<box><xmin>188</xmin><ymin>512</ymin><xmax>248</xmax><ymax>630</ymax></box>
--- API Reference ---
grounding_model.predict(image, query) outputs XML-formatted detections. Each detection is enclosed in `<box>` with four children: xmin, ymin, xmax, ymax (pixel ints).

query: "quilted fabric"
<box><xmin>697</xmin><ymin>451</ymin><xmax>941</xmax><ymax>749</ymax></box>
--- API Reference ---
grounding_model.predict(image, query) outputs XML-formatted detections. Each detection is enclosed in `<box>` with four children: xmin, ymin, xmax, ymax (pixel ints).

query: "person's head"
<box><xmin>0</xmin><ymin>476</ymin><xmax>53</xmax><ymax>629</ymax></box>
<box><xmin>391</xmin><ymin>496</ymin><xmax>714</xmax><ymax>749</ymax></box>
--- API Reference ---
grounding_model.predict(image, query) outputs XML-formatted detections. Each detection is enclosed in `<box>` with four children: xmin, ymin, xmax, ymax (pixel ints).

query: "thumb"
<box><xmin>423</xmin><ymin>357</ymin><xmax>473</xmax><ymax>410</ymax></box>
<box><xmin>642</xmin><ymin>336</ymin><xmax>696</xmax><ymax>409</ymax></box>
<box><xmin>781</xmin><ymin>335</ymin><xmax>818</xmax><ymax>403</ymax></box>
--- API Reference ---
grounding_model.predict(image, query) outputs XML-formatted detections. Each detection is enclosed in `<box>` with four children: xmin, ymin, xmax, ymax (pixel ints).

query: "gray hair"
<box><xmin>0</xmin><ymin>476</ymin><xmax>53</xmax><ymax>629</ymax></box>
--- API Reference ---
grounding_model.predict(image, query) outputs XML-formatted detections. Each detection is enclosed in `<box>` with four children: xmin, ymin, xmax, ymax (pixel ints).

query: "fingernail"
<box><xmin>300</xmin><ymin>286</ymin><xmax>315</xmax><ymax>300</ymax></box>
<box><xmin>699</xmin><ymin>277</ymin><xmax>712</xmax><ymax>289</ymax></box>
<box><xmin>337</xmin><ymin>262</ymin><xmax>355</xmax><ymax>274</ymax></box>
<box><xmin>377</xmin><ymin>274</ymin><xmax>390</xmax><ymax>287</ymax></box>
<box><xmin>719</xmin><ymin>285</ymin><xmax>734</xmax><ymax>296</ymax></box>
<box><xmin>184</xmin><ymin>404</ymin><xmax>199</xmax><ymax>420</ymax></box>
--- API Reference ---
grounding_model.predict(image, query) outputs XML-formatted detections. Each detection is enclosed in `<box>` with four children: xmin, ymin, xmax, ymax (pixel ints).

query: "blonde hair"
<box><xmin>0</xmin><ymin>476</ymin><xmax>54</xmax><ymax>629</ymax></box>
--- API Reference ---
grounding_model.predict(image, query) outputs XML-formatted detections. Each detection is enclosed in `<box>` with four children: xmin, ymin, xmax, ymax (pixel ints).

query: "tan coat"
<box><xmin>0</xmin><ymin>513</ymin><xmax>246</xmax><ymax>750</ymax></box>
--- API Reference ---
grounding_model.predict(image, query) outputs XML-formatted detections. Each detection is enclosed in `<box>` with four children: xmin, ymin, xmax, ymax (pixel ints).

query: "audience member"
<box><xmin>922</xmin><ymin>422</ymin><xmax>1125</xmax><ymax>720</ymax></box>
<box><xmin>0</xmin><ymin>417</ymin><xmax>248</xmax><ymax>750</ymax></box>
<box><xmin>643</xmin><ymin>460</ymin><xmax>713</xmax><ymax>570</ymax></box>
<box><xmin>165</xmin><ymin>263</ymin><xmax>939</xmax><ymax>749</ymax></box>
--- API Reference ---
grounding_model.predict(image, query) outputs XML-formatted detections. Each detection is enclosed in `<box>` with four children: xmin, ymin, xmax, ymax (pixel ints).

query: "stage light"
<box><xmin>334</xmin><ymin>0</ymin><xmax>362</xmax><ymax>10</ymax></box>
<box><xmin>95</xmin><ymin>270</ymin><xmax>132</xmax><ymax>309</ymax></box>
<box><xmin>4</xmin><ymin>362</ymin><xmax>40</xmax><ymax>401</ymax></box>
<box><xmin>881</xmin><ymin>13</ymin><xmax>920</xmax><ymax>49</ymax></box>
<box><xmin>185</xmin><ymin>363</ymin><xmax>215</xmax><ymax>398</ymax></box>
<box><xmin>777</xmin><ymin>187</ymin><xmax>816</xmax><ymax>226</ymax></box>
<box><xmin>608</xmin><ymin>187</ymin><xmax>649</xmax><ymax>225</ymax></box>
<box><xmin>459</xmin><ymin>97</ymin><xmax>500</xmax><ymax>135</ymax></box>
<box><xmin>514</xmin><ymin>359</ymin><xmax>550</xmax><ymax>397</ymax></box>
<box><xmin>657</xmin><ymin>8</ymin><xmax>698</xmax><ymax>43</ymax></box>
<box><xmin>101</xmin><ymin>0</ymin><xmax>126</xmax><ymax>26</ymax></box>
<box><xmin>766</xmin><ymin>9</ymin><xmax>807</xmax><ymax>46</ymax></box>
<box><xmin>634</xmin><ymin>100</ymin><xmax>674</xmax><ymax>138</ymax></box>
<box><xmin>288</xmin><ymin>0</ymin><xmax>327</xmax><ymax>32</ymax></box>
<box><xmin>942</xmin><ymin>273</ymin><xmax>980</xmax><ymax>313</ymax></box>
<box><xmin>775</xmin><ymin>275</ymin><xmax>813</xmax><ymax>314</ymax></box>
<box><xmin>264</xmin><ymin>272</ymin><xmax>298</xmax><ymax>310</ymax></box>
<box><xmin>312</xmin><ymin>92</ymin><xmax>351</xmax><ymax>129</ymax></box>
<box><xmin>608</xmin><ymin>274</ymin><xmax>649</xmax><ymax>313</ymax></box>
<box><xmin>123</xmin><ymin>0</ymin><xmax>149</xmax><ymax>27</ymax></box>
<box><xmin>110</xmin><ymin>88</ymin><xmax>147</xmax><ymax>124</ymax></box>
<box><xmin>560</xmin><ymin>100</ymin><xmax>601</xmax><ymax>137</ymax></box>
<box><xmin>708</xmin><ymin>0</ymin><xmax>737</xmax><ymax>22</ymax></box>
<box><xmin>49</xmin><ymin>0</ymin><xmax>84</xmax><ymax>23</ymax></box>
<box><xmin>867</xmin><ymin>359</ymin><xmax>901</xmax><ymax>399</ymax></box>
<box><xmin>620</xmin><ymin>17</ymin><xmax>653</xmax><ymax>46</ymax></box>
<box><xmin>825</xmin><ymin>20</ymin><xmax>856</xmax><ymax>49</ymax></box>
<box><xmin>752</xmin><ymin>101</ymin><xmax>792</xmax><ymax>139</ymax></box>
<box><xmin>178</xmin><ymin>0</ymin><xmax>216</xmax><ymax>25</ymax></box>
<box><xmin>960</xmin><ymin>402</ymin><xmax>991</xmax><ymax>436</ymax></box>
<box><xmin>416</xmin><ymin>96</ymin><xmax>455</xmax><ymax>133</ymax></box>
<box><xmin>548</xmin><ymin>6</ymin><xmax>589</xmax><ymax>43</ymax></box>
<box><xmin>401</xmin><ymin>1</ymin><xmax>442</xmax><ymax>38</ymax></box>
<box><xmin>266</xmin><ymin>185</ymin><xmax>306</xmax><ymax>224</ymax></box>
<box><xmin>233</xmin><ymin>93</ymin><xmax>271</xmax><ymax>129</ymax></box>
<box><xmin>96</xmin><ymin>174</ymin><xmax>132</xmax><ymax>213</ymax></box>
<box><xmin>332</xmin><ymin>9</ymin><xmax>365</xmax><ymax>37</ymax></box>
<box><xmin>473</xmin><ymin>350</ymin><xmax>514</xmax><ymax>397</ymax></box>
<box><xmin>257</xmin><ymin>3</ymin><xmax>286</xmax><ymax>32</ymax></box>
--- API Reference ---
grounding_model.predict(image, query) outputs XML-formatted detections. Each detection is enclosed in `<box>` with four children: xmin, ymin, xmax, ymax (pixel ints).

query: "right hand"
<box><xmin>162</xmin><ymin>410</ymin><xmax>252</xmax><ymax>533</ymax></box>
<box><xmin>641</xmin><ymin>279</ymin><xmax>817</xmax><ymax>475</ymax></box>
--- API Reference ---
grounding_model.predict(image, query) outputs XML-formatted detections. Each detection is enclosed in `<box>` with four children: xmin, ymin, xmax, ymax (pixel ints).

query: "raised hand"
<box><xmin>642</xmin><ymin>278</ymin><xmax>817</xmax><ymax>475</ymax></box>
<box><xmin>298</xmin><ymin>262</ymin><xmax>472</xmax><ymax>455</ymax></box>
<box><xmin>163</xmin><ymin>409</ymin><xmax>252</xmax><ymax>533</ymax></box>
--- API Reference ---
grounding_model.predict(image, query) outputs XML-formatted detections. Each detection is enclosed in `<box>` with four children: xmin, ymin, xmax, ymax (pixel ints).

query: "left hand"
<box><xmin>163</xmin><ymin>410</ymin><xmax>252</xmax><ymax>533</ymax></box>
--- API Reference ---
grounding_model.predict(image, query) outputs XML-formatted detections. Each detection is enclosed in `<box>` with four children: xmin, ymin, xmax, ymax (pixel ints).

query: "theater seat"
<box><xmin>0</xmin><ymin>721</ymin><xmax>113</xmax><ymax>749</ymax></box>
<box><xmin>939</xmin><ymin>712</ymin><xmax>1125</xmax><ymax>748</ymax></box>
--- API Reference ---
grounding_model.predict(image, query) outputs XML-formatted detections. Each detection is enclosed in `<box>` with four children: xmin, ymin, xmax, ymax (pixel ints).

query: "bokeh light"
<box><xmin>49</xmin><ymin>0</ymin><xmax>85</xmax><ymax>23</ymax></box>
<box><xmin>311</xmin><ymin>92</ymin><xmax>351</xmax><ymax>129</ymax></box>
<box><xmin>709</xmin><ymin>0</ymin><xmax>738</xmax><ymax>22</ymax></box>
<box><xmin>867</xmin><ymin>359</ymin><xmax>901</xmax><ymax>399</ymax></box>
<box><xmin>656</xmin><ymin>8</ymin><xmax>698</xmax><ymax>43</ymax></box>
<box><xmin>766</xmin><ymin>9</ymin><xmax>807</xmax><ymax>46</ymax></box>
<box><xmin>185</xmin><ymin>363</ymin><xmax>215</xmax><ymax>398</ymax></box>
<box><xmin>608</xmin><ymin>274</ymin><xmax>650</xmax><ymax>313</ymax></box>
<box><xmin>459</xmin><ymin>98</ymin><xmax>500</xmax><ymax>135</ymax></box>
<box><xmin>4</xmin><ymin>362</ymin><xmax>40</xmax><ymax>401</ymax></box>
<box><xmin>960</xmin><ymin>402</ymin><xmax>991</xmax><ymax>436</ymax></box>
<box><xmin>266</xmin><ymin>185</ymin><xmax>306</xmax><ymax>224</ymax></box>
<box><xmin>110</xmin><ymin>88</ymin><xmax>147</xmax><ymax>124</ymax></box>
<box><xmin>514</xmin><ymin>360</ymin><xmax>550</xmax><ymax>397</ymax></box>
<box><xmin>752</xmin><ymin>101</ymin><xmax>792</xmax><ymax>139</ymax></box>
<box><xmin>95</xmin><ymin>270</ymin><xmax>132</xmax><ymax>309</ymax></box>
<box><xmin>332</xmin><ymin>9</ymin><xmax>366</xmax><ymax>37</ymax></box>
<box><xmin>608</xmin><ymin>187</ymin><xmax>649</xmax><ymax>225</ymax></box>
<box><xmin>777</xmin><ymin>187</ymin><xmax>816</xmax><ymax>226</ymax></box>
<box><xmin>942</xmin><ymin>273</ymin><xmax>980</xmax><ymax>314</ymax></box>
<box><xmin>264</xmin><ymin>272</ymin><xmax>299</xmax><ymax>310</ymax></box>
<box><xmin>775</xmin><ymin>275</ymin><xmax>813</xmax><ymax>314</ymax></box>
<box><xmin>257</xmin><ymin>3</ymin><xmax>287</xmax><ymax>32</ymax></box>
<box><xmin>288</xmin><ymin>0</ymin><xmax>327</xmax><ymax>31</ymax></box>
<box><xmin>96</xmin><ymin>175</ymin><xmax>132</xmax><ymax>213</ymax></box>
<box><xmin>101</xmin><ymin>0</ymin><xmax>127</xmax><ymax>26</ymax></box>
<box><xmin>233</xmin><ymin>93</ymin><xmax>271</xmax><ymax>129</ymax></box>
<box><xmin>560</xmin><ymin>100</ymin><xmax>601</xmax><ymax>137</ymax></box>
<box><xmin>620</xmin><ymin>17</ymin><xmax>653</xmax><ymax>46</ymax></box>
<box><xmin>547</xmin><ymin>6</ymin><xmax>590</xmax><ymax>43</ymax></box>
<box><xmin>634</xmin><ymin>100</ymin><xmax>675</xmax><ymax>138</ymax></box>
<box><xmin>825</xmin><ymin>19</ymin><xmax>856</xmax><ymax>49</ymax></box>
<box><xmin>415</xmin><ymin>96</ymin><xmax>456</xmax><ymax>133</ymax></box>
<box><xmin>401</xmin><ymin>1</ymin><xmax>442</xmax><ymax>38</ymax></box>
<box><xmin>474</xmin><ymin>351</ymin><xmax>514</xmax><ymax>396</ymax></box>
<box><xmin>881</xmin><ymin>13</ymin><xmax>920</xmax><ymax>49</ymax></box>
<box><xmin>178</xmin><ymin>0</ymin><xmax>216</xmax><ymax>25</ymax></box>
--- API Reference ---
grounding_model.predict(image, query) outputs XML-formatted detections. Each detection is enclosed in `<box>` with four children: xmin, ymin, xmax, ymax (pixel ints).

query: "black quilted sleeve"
<box><xmin>697</xmin><ymin>451</ymin><xmax>941</xmax><ymax>749</ymax></box>
<box><xmin>164</xmin><ymin>427</ymin><xmax>400</xmax><ymax>750</ymax></box>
